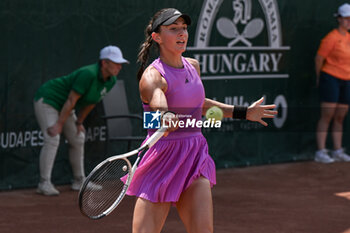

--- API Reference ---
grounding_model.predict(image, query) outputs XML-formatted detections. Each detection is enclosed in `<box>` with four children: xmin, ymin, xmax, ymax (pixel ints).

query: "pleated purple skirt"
<box><xmin>125</xmin><ymin>133</ymin><xmax>216</xmax><ymax>203</ymax></box>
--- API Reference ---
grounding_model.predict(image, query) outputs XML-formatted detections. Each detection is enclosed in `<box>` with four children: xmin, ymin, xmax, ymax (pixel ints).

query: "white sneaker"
<box><xmin>314</xmin><ymin>149</ymin><xmax>335</xmax><ymax>163</ymax></box>
<box><xmin>36</xmin><ymin>181</ymin><xmax>60</xmax><ymax>196</ymax></box>
<box><xmin>331</xmin><ymin>148</ymin><xmax>350</xmax><ymax>162</ymax></box>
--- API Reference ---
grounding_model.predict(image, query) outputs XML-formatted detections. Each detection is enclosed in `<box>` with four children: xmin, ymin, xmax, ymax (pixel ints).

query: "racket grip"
<box><xmin>145</xmin><ymin>127</ymin><xmax>166</xmax><ymax>148</ymax></box>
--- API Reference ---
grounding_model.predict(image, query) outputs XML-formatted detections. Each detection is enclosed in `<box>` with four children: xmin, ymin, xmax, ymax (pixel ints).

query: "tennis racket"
<box><xmin>78</xmin><ymin>127</ymin><xmax>165</xmax><ymax>220</ymax></box>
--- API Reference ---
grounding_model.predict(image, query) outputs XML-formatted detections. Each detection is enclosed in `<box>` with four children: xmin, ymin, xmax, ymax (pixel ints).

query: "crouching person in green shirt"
<box><xmin>34</xmin><ymin>45</ymin><xmax>129</xmax><ymax>196</ymax></box>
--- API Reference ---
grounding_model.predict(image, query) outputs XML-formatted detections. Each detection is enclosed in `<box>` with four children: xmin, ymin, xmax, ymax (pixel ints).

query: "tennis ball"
<box><xmin>206</xmin><ymin>106</ymin><xmax>223</xmax><ymax>121</ymax></box>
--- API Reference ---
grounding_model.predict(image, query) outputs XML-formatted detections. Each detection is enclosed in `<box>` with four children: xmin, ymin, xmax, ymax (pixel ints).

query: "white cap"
<box><xmin>99</xmin><ymin>45</ymin><xmax>129</xmax><ymax>64</ymax></box>
<box><xmin>335</xmin><ymin>3</ymin><xmax>350</xmax><ymax>17</ymax></box>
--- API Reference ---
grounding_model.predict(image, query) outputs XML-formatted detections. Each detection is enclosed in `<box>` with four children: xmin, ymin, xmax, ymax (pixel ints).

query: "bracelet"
<box><xmin>232</xmin><ymin>106</ymin><xmax>247</xmax><ymax>119</ymax></box>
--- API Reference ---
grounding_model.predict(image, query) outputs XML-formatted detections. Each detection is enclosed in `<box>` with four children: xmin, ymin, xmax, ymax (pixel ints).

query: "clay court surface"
<box><xmin>1</xmin><ymin>161</ymin><xmax>350</xmax><ymax>233</ymax></box>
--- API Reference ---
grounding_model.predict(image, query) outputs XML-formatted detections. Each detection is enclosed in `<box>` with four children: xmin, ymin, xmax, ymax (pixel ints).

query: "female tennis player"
<box><xmin>128</xmin><ymin>8</ymin><xmax>277</xmax><ymax>233</ymax></box>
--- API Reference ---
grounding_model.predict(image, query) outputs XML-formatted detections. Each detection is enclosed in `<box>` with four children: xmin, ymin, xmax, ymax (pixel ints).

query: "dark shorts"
<box><xmin>319</xmin><ymin>72</ymin><xmax>350</xmax><ymax>105</ymax></box>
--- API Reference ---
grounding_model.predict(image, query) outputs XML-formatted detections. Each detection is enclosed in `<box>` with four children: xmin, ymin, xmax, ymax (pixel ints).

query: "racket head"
<box><xmin>78</xmin><ymin>157</ymin><xmax>132</xmax><ymax>219</ymax></box>
<box><xmin>78</xmin><ymin>127</ymin><xmax>165</xmax><ymax>219</ymax></box>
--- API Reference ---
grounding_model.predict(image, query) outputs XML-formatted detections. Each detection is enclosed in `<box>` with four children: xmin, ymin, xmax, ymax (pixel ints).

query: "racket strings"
<box><xmin>80</xmin><ymin>159</ymin><xmax>130</xmax><ymax>218</ymax></box>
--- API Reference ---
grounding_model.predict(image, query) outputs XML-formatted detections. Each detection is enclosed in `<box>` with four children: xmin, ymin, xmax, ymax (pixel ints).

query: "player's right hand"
<box><xmin>161</xmin><ymin>111</ymin><xmax>179</xmax><ymax>137</ymax></box>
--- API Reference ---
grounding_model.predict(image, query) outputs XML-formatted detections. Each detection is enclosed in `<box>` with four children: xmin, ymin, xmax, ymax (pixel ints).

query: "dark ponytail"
<box><xmin>137</xmin><ymin>8</ymin><xmax>168</xmax><ymax>81</ymax></box>
<box><xmin>137</xmin><ymin>24</ymin><xmax>154</xmax><ymax>81</ymax></box>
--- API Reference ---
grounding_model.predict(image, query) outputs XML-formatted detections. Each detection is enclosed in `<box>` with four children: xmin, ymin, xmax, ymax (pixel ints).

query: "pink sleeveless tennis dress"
<box><xmin>125</xmin><ymin>57</ymin><xmax>216</xmax><ymax>203</ymax></box>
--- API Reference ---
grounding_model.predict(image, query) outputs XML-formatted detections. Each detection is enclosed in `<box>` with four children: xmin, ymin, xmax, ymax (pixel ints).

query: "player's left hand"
<box><xmin>246</xmin><ymin>97</ymin><xmax>277</xmax><ymax>126</ymax></box>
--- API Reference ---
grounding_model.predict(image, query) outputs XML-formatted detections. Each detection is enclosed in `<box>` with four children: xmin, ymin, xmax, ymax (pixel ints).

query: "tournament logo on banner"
<box><xmin>187</xmin><ymin>0</ymin><xmax>290</xmax><ymax>81</ymax></box>
<box><xmin>187</xmin><ymin>0</ymin><xmax>289</xmax><ymax>129</ymax></box>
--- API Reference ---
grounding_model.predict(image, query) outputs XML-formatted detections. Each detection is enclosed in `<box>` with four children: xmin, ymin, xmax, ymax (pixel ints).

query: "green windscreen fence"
<box><xmin>0</xmin><ymin>0</ymin><xmax>347</xmax><ymax>189</ymax></box>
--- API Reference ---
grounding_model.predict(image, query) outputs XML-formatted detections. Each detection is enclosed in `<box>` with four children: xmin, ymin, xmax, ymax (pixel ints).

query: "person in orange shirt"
<box><xmin>315</xmin><ymin>3</ymin><xmax>350</xmax><ymax>163</ymax></box>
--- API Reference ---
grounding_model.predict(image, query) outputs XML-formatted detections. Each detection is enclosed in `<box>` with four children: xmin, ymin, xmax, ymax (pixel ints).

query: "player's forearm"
<box><xmin>148</xmin><ymin>88</ymin><xmax>168</xmax><ymax>112</ymax></box>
